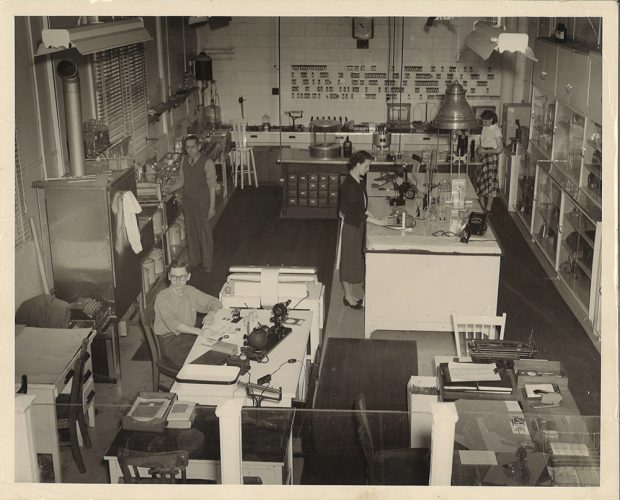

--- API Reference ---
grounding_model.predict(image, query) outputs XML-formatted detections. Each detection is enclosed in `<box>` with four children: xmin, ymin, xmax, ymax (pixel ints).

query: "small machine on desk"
<box><xmin>219</xmin><ymin>266</ymin><xmax>324</xmax><ymax>362</ymax></box>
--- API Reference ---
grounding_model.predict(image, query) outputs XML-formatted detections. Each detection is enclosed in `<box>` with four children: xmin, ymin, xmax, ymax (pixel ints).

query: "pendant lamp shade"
<box><xmin>431</xmin><ymin>81</ymin><xmax>479</xmax><ymax>130</ymax></box>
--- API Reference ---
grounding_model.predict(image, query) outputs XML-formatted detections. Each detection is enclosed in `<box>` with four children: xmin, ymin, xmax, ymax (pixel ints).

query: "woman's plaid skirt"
<box><xmin>476</xmin><ymin>153</ymin><xmax>499</xmax><ymax>198</ymax></box>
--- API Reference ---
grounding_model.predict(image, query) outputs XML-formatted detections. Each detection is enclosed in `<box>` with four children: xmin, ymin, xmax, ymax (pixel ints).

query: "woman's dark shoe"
<box><xmin>343</xmin><ymin>297</ymin><xmax>363</xmax><ymax>310</ymax></box>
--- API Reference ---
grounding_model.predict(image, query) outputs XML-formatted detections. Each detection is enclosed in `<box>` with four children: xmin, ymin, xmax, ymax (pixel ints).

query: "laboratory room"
<box><xmin>11</xmin><ymin>11</ymin><xmax>617</xmax><ymax>493</ymax></box>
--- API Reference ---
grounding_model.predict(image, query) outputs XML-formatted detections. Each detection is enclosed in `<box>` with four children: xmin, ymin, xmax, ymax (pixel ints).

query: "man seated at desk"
<box><xmin>154</xmin><ymin>259</ymin><xmax>223</xmax><ymax>368</ymax></box>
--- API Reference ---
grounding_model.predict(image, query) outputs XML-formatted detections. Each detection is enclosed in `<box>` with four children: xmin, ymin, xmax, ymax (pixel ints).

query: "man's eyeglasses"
<box><xmin>169</xmin><ymin>274</ymin><xmax>189</xmax><ymax>282</ymax></box>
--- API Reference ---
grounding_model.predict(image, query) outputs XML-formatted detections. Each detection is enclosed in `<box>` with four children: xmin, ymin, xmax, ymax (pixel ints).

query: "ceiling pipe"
<box><xmin>57</xmin><ymin>60</ymin><xmax>85</xmax><ymax>177</ymax></box>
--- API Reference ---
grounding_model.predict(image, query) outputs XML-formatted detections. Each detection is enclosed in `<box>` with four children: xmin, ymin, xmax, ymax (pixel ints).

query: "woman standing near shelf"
<box><xmin>339</xmin><ymin>150</ymin><xmax>389</xmax><ymax>309</ymax></box>
<box><xmin>476</xmin><ymin>110</ymin><xmax>504</xmax><ymax>213</ymax></box>
<box><xmin>166</xmin><ymin>136</ymin><xmax>220</xmax><ymax>272</ymax></box>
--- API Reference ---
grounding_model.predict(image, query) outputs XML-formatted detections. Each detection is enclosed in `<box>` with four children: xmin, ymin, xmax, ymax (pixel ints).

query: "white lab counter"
<box><xmin>364</xmin><ymin>172</ymin><xmax>502</xmax><ymax>337</ymax></box>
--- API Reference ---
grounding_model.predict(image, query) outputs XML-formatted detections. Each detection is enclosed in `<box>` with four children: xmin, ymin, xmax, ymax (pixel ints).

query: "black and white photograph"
<box><xmin>3</xmin><ymin>1</ymin><xmax>618</xmax><ymax>499</ymax></box>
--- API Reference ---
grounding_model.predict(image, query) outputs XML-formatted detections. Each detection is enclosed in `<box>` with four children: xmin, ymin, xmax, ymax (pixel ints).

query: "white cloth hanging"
<box><xmin>121</xmin><ymin>191</ymin><xmax>143</xmax><ymax>253</ymax></box>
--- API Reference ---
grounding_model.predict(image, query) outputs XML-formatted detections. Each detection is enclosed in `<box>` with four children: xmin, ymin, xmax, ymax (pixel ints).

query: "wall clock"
<box><xmin>352</xmin><ymin>17</ymin><xmax>374</xmax><ymax>40</ymax></box>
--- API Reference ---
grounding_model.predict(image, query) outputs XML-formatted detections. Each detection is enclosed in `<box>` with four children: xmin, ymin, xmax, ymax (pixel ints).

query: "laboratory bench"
<box><xmin>277</xmin><ymin>148</ymin><xmax>415</xmax><ymax>219</ymax></box>
<box><xmin>363</xmin><ymin>171</ymin><xmax>502</xmax><ymax>336</ymax></box>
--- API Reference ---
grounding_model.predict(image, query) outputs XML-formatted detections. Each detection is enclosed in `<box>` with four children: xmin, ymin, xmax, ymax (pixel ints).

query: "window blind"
<box><xmin>15</xmin><ymin>132</ymin><xmax>32</xmax><ymax>248</ymax></box>
<box><xmin>93</xmin><ymin>43</ymin><xmax>148</xmax><ymax>157</ymax></box>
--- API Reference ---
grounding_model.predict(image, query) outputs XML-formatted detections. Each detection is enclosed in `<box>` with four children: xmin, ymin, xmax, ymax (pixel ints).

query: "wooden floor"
<box><xmin>490</xmin><ymin>200</ymin><xmax>600</xmax><ymax>416</ymax></box>
<box><xmin>190</xmin><ymin>185</ymin><xmax>600</xmax><ymax>416</ymax></box>
<box><xmin>58</xmin><ymin>184</ymin><xmax>601</xmax><ymax>484</ymax></box>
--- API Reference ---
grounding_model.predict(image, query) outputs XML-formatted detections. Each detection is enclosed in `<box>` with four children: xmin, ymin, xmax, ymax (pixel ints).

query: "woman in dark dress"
<box><xmin>339</xmin><ymin>150</ymin><xmax>388</xmax><ymax>309</ymax></box>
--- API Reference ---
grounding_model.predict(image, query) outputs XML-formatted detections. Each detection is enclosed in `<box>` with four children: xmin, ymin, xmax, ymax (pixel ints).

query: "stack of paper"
<box><xmin>440</xmin><ymin>362</ymin><xmax>512</xmax><ymax>393</ymax></box>
<box><xmin>127</xmin><ymin>397</ymin><xmax>171</xmax><ymax>422</ymax></box>
<box><xmin>166</xmin><ymin>400</ymin><xmax>197</xmax><ymax>429</ymax></box>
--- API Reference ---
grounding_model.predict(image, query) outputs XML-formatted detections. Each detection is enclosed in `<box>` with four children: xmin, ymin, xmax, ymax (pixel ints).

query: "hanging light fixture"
<box><xmin>431</xmin><ymin>81</ymin><xmax>479</xmax><ymax>130</ymax></box>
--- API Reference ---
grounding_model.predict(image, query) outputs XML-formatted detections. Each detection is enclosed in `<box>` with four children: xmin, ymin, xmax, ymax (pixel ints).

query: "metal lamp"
<box><xmin>431</xmin><ymin>81</ymin><xmax>479</xmax><ymax>130</ymax></box>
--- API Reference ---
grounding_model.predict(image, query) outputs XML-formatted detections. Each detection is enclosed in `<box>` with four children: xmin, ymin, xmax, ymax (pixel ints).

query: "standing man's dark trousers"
<box><xmin>184</xmin><ymin>195</ymin><xmax>214</xmax><ymax>271</ymax></box>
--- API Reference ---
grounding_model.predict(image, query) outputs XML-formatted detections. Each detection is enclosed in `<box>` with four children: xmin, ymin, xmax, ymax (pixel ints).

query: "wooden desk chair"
<box><xmin>56</xmin><ymin>338</ymin><xmax>92</xmax><ymax>473</ymax></box>
<box><xmin>355</xmin><ymin>394</ymin><xmax>430</xmax><ymax>485</ymax></box>
<box><xmin>230</xmin><ymin>119</ymin><xmax>258</xmax><ymax>189</ymax></box>
<box><xmin>452</xmin><ymin>312</ymin><xmax>507</xmax><ymax>357</ymax></box>
<box><xmin>117</xmin><ymin>448</ymin><xmax>189</xmax><ymax>484</ymax></box>
<box><xmin>139</xmin><ymin>302</ymin><xmax>180</xmax><ymax>391</ymax></box>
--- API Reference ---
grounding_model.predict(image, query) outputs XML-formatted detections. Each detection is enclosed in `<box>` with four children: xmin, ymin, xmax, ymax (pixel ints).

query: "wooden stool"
<box><xmin>231</xmin><ymin>119</ymin><xmax>258</xmax><ymax>189</ymax></box>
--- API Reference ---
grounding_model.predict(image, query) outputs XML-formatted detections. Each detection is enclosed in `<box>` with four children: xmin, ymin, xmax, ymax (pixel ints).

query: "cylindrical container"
<box><xmin>142</xmin><ymin>266</ymin><xmax>151</xmax><ymax>291</ymax></box>
<box><xmin>143</xmin><ymin>258</ymin><xmax>156</xmax><ymax>286</ymax></box>
<box><xmin>57</xmin><ymin>60</ymin><xmax>85</xmax><ymax>176</ymax></box>
<box><xmin>150</xmin><ymin>248</ymin><xmax>164</xmax><ymax>275</ymax></box>
<box><xmin>169</xmin><ymin>224</ymin><xmax>182</xmax><ymax>246</ymax></box>
<box><xmin>153</xmin><ymin>209</ymin><xmax>163</xmax><ymax>235</ymax></box>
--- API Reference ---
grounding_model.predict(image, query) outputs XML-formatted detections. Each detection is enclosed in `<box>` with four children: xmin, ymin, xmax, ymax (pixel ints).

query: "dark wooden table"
<box><xmin>104</xmin><ymin>406</ymin><xmax>294</xmax><ymax>484</ymax></box>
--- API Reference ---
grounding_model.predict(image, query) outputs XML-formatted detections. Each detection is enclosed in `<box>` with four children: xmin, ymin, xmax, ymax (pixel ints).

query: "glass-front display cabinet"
<box><xmin>532</xmin><ymin>163</ymin><xmax>563</xmax><ymax>265</ymax></box>
<box><xmin>530</xmin><ymin>86</ymin><xmax>555</xmax><ymax>158</ymax></box>
<box><xmin>580</xmin><ymin>120</ymin><xmax>602</xmax><ymax>216</ymax></box>
<box><xmin>558</xmin><ymin>196</ymin><xmax>597</xmax><ymax>310</ymax></box>
<box><xmin>552</xmin><ymin>102</ymin><xmax>585</xmax><ymax>189</ymax></box>
<box><xmin>515</xmin><ymin>148</ymin><xmax>541</xmax><ymax>228</ymax></box>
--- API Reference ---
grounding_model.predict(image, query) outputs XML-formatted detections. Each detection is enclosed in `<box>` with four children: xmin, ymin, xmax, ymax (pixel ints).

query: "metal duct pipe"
<box><xmin>57</xmin><ymin>59</ymin><xmax>85</xmax><ymax>177</ymax></box>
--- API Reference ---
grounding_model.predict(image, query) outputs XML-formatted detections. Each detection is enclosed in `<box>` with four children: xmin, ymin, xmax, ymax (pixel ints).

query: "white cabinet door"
<box><xmin>533</xmin><ymin>39</ymin><xmax>558</xmax><ymax>95</ymax></box>
<box><xmin>587</xmin><ymin>52</ymin><xmax>602</xmax><ymax>125</ymax></box>
<box><xmin>556</xmin><ymin>48</ymin><xmax>589</xmax><ymax>114</ymax></box>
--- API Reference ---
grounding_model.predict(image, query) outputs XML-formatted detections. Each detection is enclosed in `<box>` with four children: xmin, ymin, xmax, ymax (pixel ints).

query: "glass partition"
<box><xmin>16</xmin><ymin>398</ymin><xmax>601</xmax><ymax>488</ymax></box>
<box><xmin>452</xmin><ymin>408</ymin><xmax>600</xmax><ymax>487</ymax></box>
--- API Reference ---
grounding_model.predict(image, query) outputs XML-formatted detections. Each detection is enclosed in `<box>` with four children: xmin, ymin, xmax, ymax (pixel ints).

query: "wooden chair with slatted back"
<box><xmin>56</xmin><ymin>338</ymin><xmax>92</xmax><ymax>473</ymax></box>
<box><xmin>117</xmin><ymin>448</ymin><xmax>189</xmax><ymax>484</ymax></box>
<box><xmin>355</xmin><ymin>394</ymin><xmax>430</xmax><ymax>485</ymax></box>
<box><xmin>451</xmin><ymin>312</ymin><xmax>507</xmax><ymax>357</ymax></box>
<box><xmin>139</xmin><ymin>301</ymin><xmax>180</xmax><ymax>391</ymax></box>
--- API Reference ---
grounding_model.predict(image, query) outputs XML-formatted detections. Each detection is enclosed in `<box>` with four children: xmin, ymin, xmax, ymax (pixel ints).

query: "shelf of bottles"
<box><xmin>530</xmin><ymin>87</ymin><xmax>555</xmax><ymax>158</ymax></box>
<box><xmin>558</xmin><ymin>196</ymin><xmax>597</xmax><ymax>310</ymax></box>
<box><xmin>532</xmin><ymin>164</ymin><xmax>563</xmax><ymax>265</ymax></box>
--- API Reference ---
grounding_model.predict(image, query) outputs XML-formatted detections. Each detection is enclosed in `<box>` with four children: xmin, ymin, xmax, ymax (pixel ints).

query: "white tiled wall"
<box><xmin>197</xmin><ymin>17</ymin><xmax>505</xmax><ymax>127</ymax></box>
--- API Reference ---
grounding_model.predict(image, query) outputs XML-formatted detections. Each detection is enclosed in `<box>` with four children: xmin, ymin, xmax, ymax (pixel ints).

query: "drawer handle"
<box><xmin>565</xmin><ymin>84</ymin><xmax>573</xmax><ymax>94</ymax></box>
<box><xmin>64</xmin><ymin>369</ymin><xmax>74</xmax><ymax>385</ymax></box>
<box><xmin>540</xmin><ymin>71</ymin><xmax>547</xmax><ymax>80</ymax></box>
<box><xmin>86</xmin><ymin>390</ymin><xmax>96</xmax><ymax>404</ymax></box>
<box><xmin>250</xmin><ymin>134</ymin><xmax>258</xmax><ymax>138</ymax></box>
<box><xmin>288</xmin><ymin>135</ymin><xmax>296</xmax><ymax>139</ymax></box>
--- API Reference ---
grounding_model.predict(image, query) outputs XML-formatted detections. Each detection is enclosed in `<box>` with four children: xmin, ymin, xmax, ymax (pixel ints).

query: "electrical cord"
<box><xmin>432</xmin><ymin>230</ymin><xmax>458</xmax><ymax>237</ymax></box>
<box><xmin>291</xmin><ymin>291</ymin><xmax>309</xmax><ymax>310</ymax></box>
<box><xmin>253</xmin><ymin>358</ymin><xmax>299</xmax><ymax>407</ymax></box>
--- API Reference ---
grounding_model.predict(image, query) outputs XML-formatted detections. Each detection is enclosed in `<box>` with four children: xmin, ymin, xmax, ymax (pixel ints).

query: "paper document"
<box><xmin>505</xmin><ymin>401</ymin><xmax>522</xmax><ymax>412</ymax></box>
<box><xmin>447</xmin><ymin>362</ymin><xmax>500</xmax><ymax>382</ymax></box>
<box><xmin>128</xmin><ymin>398</ymin><xmax>170</xmax><ymax>421</ymax></box>
<box><xmin>524</xmin><ymin>383</ymin><xmax>556</xmax><ymax>398</ymax></box>
<box><xmin>459</xmin><ymin>450</ymin><xmax>498</xmax><ymax>465</ymax></box>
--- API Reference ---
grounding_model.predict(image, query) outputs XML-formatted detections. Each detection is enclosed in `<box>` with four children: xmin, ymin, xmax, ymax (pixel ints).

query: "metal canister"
<box><xmin>143</xmin><ymin>258</ymin><xmax>156</xmax><ymax>286</ymax></box>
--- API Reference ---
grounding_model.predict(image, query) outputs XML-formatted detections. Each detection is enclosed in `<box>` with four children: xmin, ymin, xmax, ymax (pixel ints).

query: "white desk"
<box><xmin>219</xmin><ymin>281</ymin><xmax>324</xmax><ymax>363</ymax></box>
<box><xmin>15</xmin><ymin>326</ymin><xmax>95</xmax><ymax>482</ymax></box>
<box><xmin>364</xmin><ymin>172</ymin><xmax>502</xmax><ymax>337</ymax></box>
<box><xmin>171</xmin><ymin>308</ymin><xmax>312</xmax><ymax>407</ymax></box>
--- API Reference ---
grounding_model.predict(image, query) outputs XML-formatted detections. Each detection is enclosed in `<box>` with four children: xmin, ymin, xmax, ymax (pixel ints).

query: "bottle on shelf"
<box><xmin>343</xmin><ymin>136</ymin><xmax>353</xmax><ymax>158</ymax></box>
